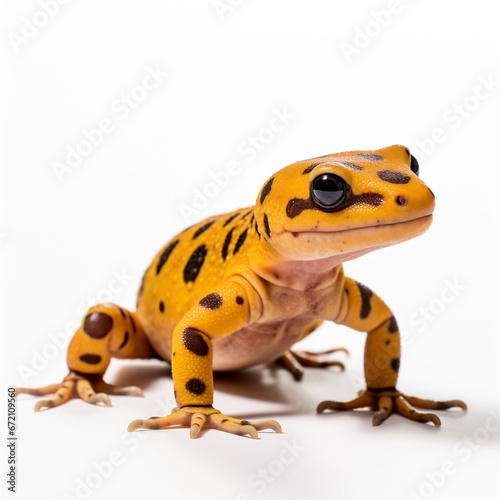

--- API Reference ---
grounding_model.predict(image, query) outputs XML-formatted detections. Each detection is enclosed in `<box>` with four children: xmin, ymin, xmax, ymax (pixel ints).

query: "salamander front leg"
<box><xmin>318</xmin><ymin>279</ymin><xmax>466</xmax><ymax>427</ymax></box>
<box><xmin>318</xmin><ymin>388</ymin><xmax>466</xmax><ymax>426</ymax></box>
<box><xmin>128</xmin><ymin>279</ymin><xmax>282</xmax><ymax>439</ymax></box>
<box><xmin>129</xmin><ymin>406</ymin><xmax>281</xmax><ymax>439</ymax></box>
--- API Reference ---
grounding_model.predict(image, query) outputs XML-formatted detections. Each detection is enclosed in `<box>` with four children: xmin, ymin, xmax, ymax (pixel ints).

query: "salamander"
<box><xmin>16</xmin><ymin>144</ymin><xmax>466</xmax><ymax>439</ymax></box>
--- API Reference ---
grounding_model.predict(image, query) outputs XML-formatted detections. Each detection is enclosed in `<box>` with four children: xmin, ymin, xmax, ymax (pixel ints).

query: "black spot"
<box><xmin>341</xmin><ymin>193</ymin><xmax>384</xmax><ymax>210</ymax></box>
<box><xmin>388</xmin><ymin>316</ymin><xmax>398</xmax><ymax>333</ymax></box>
<box><xmin>240</xmin><ymin>420</ymin><xmax>250</xmax><ymax>426</ymax></box>
<box><xmin>342</xmin><ymin>162</ymin><xmax>363</xmax><ymax>171</ymax></box>
<box><xmin>260</xmin><ymin>177</ymin><xmax>275</xmax><ymax>204</ymax></box>
<box><xmin>302</xmin><ymin>162</ymin><xmax>323</xmax><ymax>175</ymax></box>
<box><xmin>254</xmin><ymin>220</ymin><xmax>261</xmax><ymax>238</ymax></box>
<box><xmin>182</xmin><ymin>328</ymin><xmax>209</xmax><ymax>356</ymax></box>
<box><xmin>286</xmin><ymin>197</ymin><xmax>316</xmax><ymax>218</ymax></box>
<box><xmin>391</xmin><ymin>358</ymin><xmax>400</xmax><ymax>372</ymax></box>
<box><xmin>223</xmin><ymin>212</ymin><xmax>240</xmax><ymax>227</ymax></box>
<box><xmin>287</xmin><ymin>191</ymin><xmax>384</xmax><ymax>218</ymax></box>
<box><xmin>185</xmin><ymin>378</ymin><xmax>206</xmax><ymax>395</ymax></box>
<box><xmin>79</xmin><ymin>354</ymin><xmax>102</xmax><ymax>365</ymax></box>
<box><xmin>355</xmin><ymin>153</ymin><xmax>384</xmax><ymax>161</ymax></box>
<box><xmin>263</xmin><ymin>214</ymin><xmax>271</xmax><ymax>237</ymax></box>
<box><xmin>129</xmin><ymin>315</ymin><xmax>137</xmax><ymax>333</ymax></box>
<box><xmin>222</xmin><ymin>228</ymin><xmax>234</xmax><ymax>260</ymax></box>
<box><xmin>233</xmin><ymin>228</ymin><xmax>248</xmax><ymax>254</ymax></box>
<box><xmin>183</xmin><ymin>245</ymin><xmax>207</xmax><ymax>283</ymax></box>
<box><xmin>83</xmin><ymin>312</ymin><xmax>113</xmax><ymax>339</ymax></box>
<box><xmin>119</xmin><ymin>308</ymin><xmax>126</xmax><ymax>319</ymax></box>
<box><xmin>236</xmin><ymin>296</ymin><xmax>244</xmax><ymax>305</ymax></box>
<box><xmin>159</xmin><ymin>301</ymin><xmax>165</xmax><ymax>313</ymax></box>
<box><xmin>156</xmin><ymin>240</ymin><xmax>180</xmax><ymax>275</ymax></box>
<box><xmin>385</xmin><ymin>340</ymin><xmax>390</xmax><ymax>345</ymax></box>
<box><xmin>250</xmin><ymin>214</ymin><xmax>255</xmax><ymax>224</ymax></box>
<box><xmin>193</xmin><ymin>221</ymin><xmax>215</xmax><ymax>239</ymax></box>
<box><xmin>199</xmin><ymin>293</ymin><xmax>223</xmax><ymax>310</ymax></box>
<box><xmin>377</xmin><ymin>170</ymin><xmax>411</xmax><ymax>184</ymax></box>
<box><xmin>118</xmin><ymin>332</ymin><xmax>129</xmax><ymax>349</ymax></box>
<box><xmin>356</xmin><ymin>281</ymin><xmax>373</xmax><ymax>319</ymax></box>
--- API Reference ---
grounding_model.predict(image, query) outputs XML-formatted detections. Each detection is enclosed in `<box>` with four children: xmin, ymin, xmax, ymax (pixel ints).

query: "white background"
<box><xmin>1</xmin><ymin>1</ymin><xmax>500</xmax><ymax>499</ymax></box>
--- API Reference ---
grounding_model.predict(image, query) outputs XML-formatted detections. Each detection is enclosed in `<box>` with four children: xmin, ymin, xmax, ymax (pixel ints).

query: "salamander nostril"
<box><xmin>396</xmin><ymin>195</ymin><xmax>408</xmax><ymax>206</ymax></box>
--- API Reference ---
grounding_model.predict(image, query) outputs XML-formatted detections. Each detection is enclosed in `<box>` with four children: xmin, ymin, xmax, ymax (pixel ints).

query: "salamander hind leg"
<box><xmin>276</xmin><ymin>321</ymin><xmax>349</xmax><ymax>381</ymax></box>
<box><xmin>16</xmin><ymin>304</ymin><xmax>157</xmax><ymax>411</ymax></box>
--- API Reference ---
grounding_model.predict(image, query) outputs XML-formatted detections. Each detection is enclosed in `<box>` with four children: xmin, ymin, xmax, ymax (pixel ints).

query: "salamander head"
<box><xmin>254</xmin><ymin>145</ymin><xmax>435</xmax><ymax>262</ymax></box>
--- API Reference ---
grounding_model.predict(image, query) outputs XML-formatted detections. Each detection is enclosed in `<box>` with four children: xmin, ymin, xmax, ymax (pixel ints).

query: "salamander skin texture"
<box><xmin>17</xmin><ymin>144</ymin><xmax>466</xmax><ymax>439</ymax></box>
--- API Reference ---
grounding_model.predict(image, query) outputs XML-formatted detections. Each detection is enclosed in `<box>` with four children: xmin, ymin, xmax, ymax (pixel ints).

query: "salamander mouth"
<box><xmin>283</xmin><ymin>214</ymin><xmax>433</xmax><ymax>237</ymax></box>
<box><xmin>274</xmin><ymin>214</ymin><xmax>434</xmax><ymax>262</ymax></box>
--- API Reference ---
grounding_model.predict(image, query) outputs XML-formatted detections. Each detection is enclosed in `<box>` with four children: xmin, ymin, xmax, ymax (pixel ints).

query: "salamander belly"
<box><xmin>212</xmin><ymin>316</ymin><xmax>318</xmax><ymax>371</ymax></box>
<box><xmin>142</xmin><ymin>316</ymin><xmax>319</xmax><ymax>371</ymax></box>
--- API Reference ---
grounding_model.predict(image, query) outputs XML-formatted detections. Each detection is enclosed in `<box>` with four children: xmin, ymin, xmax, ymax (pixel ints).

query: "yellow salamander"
<box><xmin>17</xmin><ymin>144</ymin><xmax>466</xmax><ymax>439</ymax></box>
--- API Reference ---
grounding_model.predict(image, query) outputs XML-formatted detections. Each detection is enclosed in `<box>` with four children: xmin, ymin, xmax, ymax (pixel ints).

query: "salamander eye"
<box><xmin>410</xmin><ymin>155</ymin><xmax>419</xmax><ymax>176</ymax></box>
<box><xmin>311</xmin><ymin>174</ymin><xmax>348</xmax><ymax>211</ymax></box>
